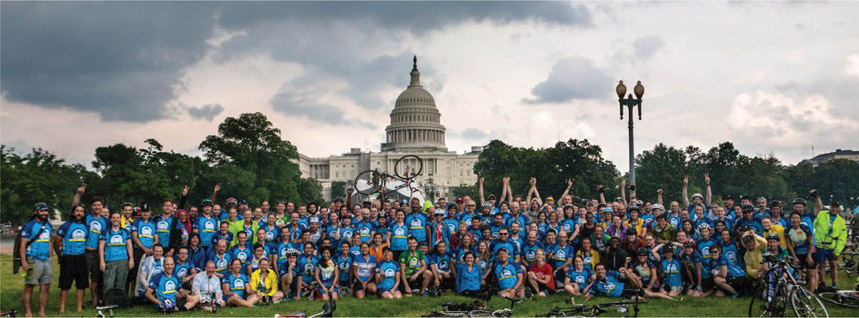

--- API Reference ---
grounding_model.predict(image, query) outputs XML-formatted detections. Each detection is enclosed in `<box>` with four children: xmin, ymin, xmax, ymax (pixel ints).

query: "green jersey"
<box><xmin>398</xmin><ymin>250</ymin><xmax>425</xmax><ymax>277</ymax></box>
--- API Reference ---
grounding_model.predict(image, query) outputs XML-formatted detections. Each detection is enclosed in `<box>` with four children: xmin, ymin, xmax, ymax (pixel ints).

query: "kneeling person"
<box><xmin>145</xmin><ymin>257</ymin><xmax>199</xmax><ymax>312</ymax></box>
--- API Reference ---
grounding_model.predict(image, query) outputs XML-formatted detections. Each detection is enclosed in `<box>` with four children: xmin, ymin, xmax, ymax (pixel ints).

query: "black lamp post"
<box><xmin>616</xmin><ymin>80</ymin><xmax>645</xmax><ymax>186</ymax></box>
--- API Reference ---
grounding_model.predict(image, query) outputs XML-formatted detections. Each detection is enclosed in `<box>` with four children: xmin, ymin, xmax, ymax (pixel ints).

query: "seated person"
<box><xmin>430</xmin><ymin>242</ymin><xmax>455</xmax><ymax>291</ymax></box>
<box><xmin>527</xmin><ymin>249</ymin><xmax>555</xmax><ymax>297</ymax></box>
<box><xmin>626</xmin><ymin>248</ymin><xmax>678</xmax><ymax>300</ymax></box>
<box><xmin>296</xmin><ymin>242</ymin><xmax>320</xmax><ymax>300</ymax></box>
<box><xmin>191</xmin><ymin>261</ymin><xmax>225</xmax><ymax>311</ymax></box>
<box><xmin>583</xmin><ymin>264</ymin><xmax>639</xmax><ymax>301</ymax></box>
<box><xmin>250</xmin><ymin>258</ymin><xmax>283</xmax><ymax>303</ymax></box>
<box><xmin>376</xmin><ymin>247</ymin><xmax>404</xmax><ymax>299</ymax></box>
<box><xmin>711</xmin><ymin>245</ymin><xmax>746</xmax><ymax>298</ymax></box>
<box><xmin>564</xmin><ymin>256</ymin><xmax>592</xmax><ymax>296</ymax></box>
<box><xmin>493</xmin><ymin>248</ymin><xmax>525</xmax><ymax>298</ymax></box>
<box><xmin>145</xmin><ymin>257</ymin><xmax>199</xmax><ymax>312</ymax></box>
<box><xmin>352</xmin><ymin>242</ymin><xmax>377</xmax><ymax>299</ymax></box>
<box><xmin>760</xmin><ymin>233</ymin><xmax>791</xmax><ymax>276</ymax></box>
<box><xmin>315</xmin><ymin>248</ymin><xmax>339</xmax><ymax>301</ymax></box>
<box><xmin>399</xmin><ymin>237</ymin><xmax>432</xmax><ymax>296</ymax></box>
<box><xmin>222</xmin><ymin>259</ymin><xmax>260</xmax><ymax>307</ymax></box>
<box><xmin>650</xmin><ymin>243</ymin><xmax>684</xmax><ymax>298</ymax></box>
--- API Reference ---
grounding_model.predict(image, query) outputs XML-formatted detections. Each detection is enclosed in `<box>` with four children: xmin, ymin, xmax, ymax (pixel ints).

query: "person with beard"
<box><xmin>21</xmin><ymin>202</ymin><xmax>54</xmax><ymax>317</ymax></box>
<box><xmin>53</xmin><ymin>204</ymin><xmax>89</xmax><ymax>315</ymax></box>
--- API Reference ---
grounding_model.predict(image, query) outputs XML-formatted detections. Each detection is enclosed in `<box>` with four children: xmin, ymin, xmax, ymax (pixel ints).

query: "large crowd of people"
<box><xmin>17</xmin><ymin>176</ymin><xmax>859</xmax><ymax>317</ymax></box>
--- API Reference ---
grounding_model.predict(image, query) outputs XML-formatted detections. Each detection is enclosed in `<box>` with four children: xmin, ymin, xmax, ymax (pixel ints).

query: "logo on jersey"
<box><xmin>164</xmin><ymin>280</ymin><xmax>177</xmax><ymax>293</ymax></box>
<box><xmin>408</xmin><ymin>257</ymin><xmax>418</xmax><ymax>268</ymax></box>
<box><xmin>110</xmin><ymin>234</ymin><xmax>124</xmax><ymax>244</ymax></box>
<box><xmin>177</xmin><ymin>267</ymin><xmax>187</xmax><ymax>278</ymax></box>
<box><xmin>410</xmin><ymin>218</ymin><xmax>422</xmax><ymax>228</ymax></box>
<box><xmin>141</xmin><ymin>226</ymin><xmax>153</xmax><ymax>236</ymax></box>
<box><xmin>235</xmin><ymin>251</ymin><xmax>248</xmax><ymax>261</ymax></box>
<box><xmin>90</xmin><ymin>221</ymin><xmax>103</xmax><ymax>233</ymax></box>
<box><xmin>158</xmin><ymin>221</ymin><xmax>169</xmax><ymax>231</ymax></box>
<box><xmin>71</xmin><ymin>229</ymin><xmax>87</xmax><ymax>240</ymax></box>
<box><xmin>394</xmin><ymin>228</ymin><xmax>405</xmax><ymax>237</ymax></box>
<box><xmin>205</xmin><ymin>221</ymin><xmax>215</xmax><ymax>231</ymax></box>
<box><xmin>39</xmin><ymin>230</ymin><xmax>51</xmax><ymax>240</ymax></box>
<box><xmin>384</xmin><ymin>268</ymin><xmax>396</xmax><ymax>278</ymax></box>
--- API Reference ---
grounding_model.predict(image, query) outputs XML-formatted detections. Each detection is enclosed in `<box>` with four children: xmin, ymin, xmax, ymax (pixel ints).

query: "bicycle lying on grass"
<box><xmin>463</xmin><ymin>297</ymin><xmax>521</xmax><ymax>317</ymax></box>
<box><xmin>817</xmin><ymin>289</ymin><xmax>859</xmax><ymax>308</ymax></box>
<box><xmin>541</xmin><ymin>289</ymin><xmax>647</xmax><ymax>318</ymax></box>
<box><xmin>275</xmin><ymin>299</ymin><xmax>336</xmax><ymax>318</ymax></box>
<box><xmin>422</xmin><ymin>300</ymin><xmax>487</xmax><ymax>317</ymax></box>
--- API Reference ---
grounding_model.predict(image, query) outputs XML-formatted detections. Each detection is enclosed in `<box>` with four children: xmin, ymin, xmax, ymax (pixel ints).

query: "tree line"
<box><xmin>1</xmin><ymin>112</ymin><xmax>322</xmax><ymax>226</ymax></box>
<box><xmin>469</xmin><ymin>139</ymin><xmax>858</xmax><ymax>209</ymax></box>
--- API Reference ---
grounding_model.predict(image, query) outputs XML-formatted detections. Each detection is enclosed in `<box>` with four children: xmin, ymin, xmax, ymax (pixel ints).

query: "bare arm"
<box><xmin>558</xmin><ymin>178</ymin><xmax>572</xmax><ymax>208</ymax></box>
<box><xmin>499</xmin><ymin>177</ymin><xmax>508</xmax><ymax>204</ymax></box>
<box><xmin>682</xmin><ymin>176</ymin><xmax>690</xmax><ymax>207</ymax></box>
<box><xmin>620</xmin><ymin>179</ymin><xmax>628</xmax><ymax>206</ymax></box>
<box><xmin>479</xmin><ymin>177</ymin><xmax>485</xmax><ymax>205</ymax></box>
<box><xmin>650</xmin><ymin>243</ymin><xmax>664</xmax><ymax>262</ymax></box>
<box><xmin>347</xmin><ymin>188</ymin><xmax>354</xmax><ymax>214</ymax></box>
<box><xmin>704</xmin><ymin>173</ymin><xmax>712</xmax><ymax>206</ymax></box>
<box><xmin>211</xmin><ymin>183</ymin><xmax>220</xmax><ymax>205</ymax></box>
<box><xmin>657</xmin><ymin>189</ymin><xmax>664</xmax><ymax>206</ymax></box>
<box><xmin>812</xmin><ymin>190</ymin><xmax>822</xmax><ymax>215</ymax></box>
<box><xmin>72</xmin><ymin>183</ymin><xmax>86</xmax><ymax>207</ymax></box>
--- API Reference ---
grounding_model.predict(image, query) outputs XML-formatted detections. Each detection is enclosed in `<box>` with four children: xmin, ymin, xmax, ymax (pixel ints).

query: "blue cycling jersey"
<box><xmin>149</xmin><ymin>273</ymin><xmax>181</xmax><ymax>303</ymax></box>
<box><xmin>86</xmin><ymin>214</ymin><xmax>108</xmax><ymax>250</ymax></box>
<box><xmin>22</xmin><ymin>219</ymin><xmax>52</xmax><ymax>260</ymax></box>
<box><xmin>376</xmin><ymin>260</ymin><xmax>400</xmax><ymax>291</ymax></box>
<box><xmin>100</xmin><ymin>227</ymin><xmax>131</xmax><ymax>261</ymax></box>
<box><xmin>57</xmin><ymin>220</ymin><xmax>87</xmax><ymax>256</ymax></box>
<box><xmin>131</xmin><ymin>218</ymin><xmax>156</xmax><ymax>250</ymax></box>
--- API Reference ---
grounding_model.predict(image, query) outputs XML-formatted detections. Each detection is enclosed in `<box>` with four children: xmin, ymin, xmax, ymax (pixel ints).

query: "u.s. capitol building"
<box><xmin>298</xmin><ymin>57</ymin><xmax>482</xmax><ymax>202</ymax></box>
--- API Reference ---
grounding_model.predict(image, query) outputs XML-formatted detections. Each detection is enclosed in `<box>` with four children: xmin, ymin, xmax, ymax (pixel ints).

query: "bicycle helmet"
<box><xmin>792</xmin><ymin>198</ymin><xmax>807</xmax><ymax>206</ymax></box>
<box><xmin>601</xmin><ymin>207</ymin><xmax>614</xmax><ymax>214</ymax></box>
<box><xmin>692</xmin><ymin>193</ymin><xmax>704</xmax><ymax>200</ymax></box>
<box><xmin>765</xmin><ymin>233</ymin><xmax>780</xmax><ymax>241</ymax></box>
<box><xmin>636</xmin><ymin>247</ymin><xmax>649</xmax><ymax>256</ymax></box>
<box><xmin>769</xmin><ymin>201</ymin><xmax>782</xmax><ymax>208</ymax></box>
<box><xmin>742</xmin><ymin>234</ymin><xmax>755</xmax><ymax>244</ymax></box>
<box><xmin>697</xmin><ymin>223</ymin><xmax>712</xmax><ymax>231</ymax></box>
<box><xmin>626</xmin><ymin>227</ymin><xmax>638</xmax><ymax>235</ymax></box>
<box><xmin>651</xmin><ymin>203</ymin><xmax>664</xmax><ymax>211</ymax></box>
<box><xmin>628</xmin><ymin>205</ymin><xmax>640</xmax><ymax>212</ymax></box>
<box><xmin>740</xmin><ymin>204</ymin><xmax>755</xmax><ymax>213</ymax></box>
<box><xmin>684</xmin><ymin>240</ymin><xmax>697</xmax><ymax>248</ymax></box>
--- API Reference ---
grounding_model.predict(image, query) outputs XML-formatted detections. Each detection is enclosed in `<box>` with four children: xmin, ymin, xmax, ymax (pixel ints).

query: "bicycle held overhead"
<box><xmin>354</xmin><ymin>155</ymin><xmax>424</xmax><ymax>199</ymax></box>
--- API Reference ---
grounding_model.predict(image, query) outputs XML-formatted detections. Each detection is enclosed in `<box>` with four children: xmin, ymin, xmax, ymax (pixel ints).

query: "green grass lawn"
<box><xmin>0</xmin><ymin>254</ymin><xmax>855</xmax><ymax>317</ymax></box>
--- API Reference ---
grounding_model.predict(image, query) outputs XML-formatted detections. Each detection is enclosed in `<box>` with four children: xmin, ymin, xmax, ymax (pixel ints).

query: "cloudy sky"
<box><xmin>2</xmin><ymin>1</ymin><xmax>858</xmax><ymax>172</ymax></box>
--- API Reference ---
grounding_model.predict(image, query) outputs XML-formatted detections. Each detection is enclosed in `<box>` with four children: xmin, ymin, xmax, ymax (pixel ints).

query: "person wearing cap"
<box><xmin>740</xmin><ymin>230</ymin><xmax>767</xmax><ymax>279</ymax></box>
<box><xmin>760</xmin><ymin>233</ymin><xmax>791</xmax><ymax>277</ymax></box>
<box><xmin>20</xmin><ymin>202</ymin><xmax>54</xmax><ymax>317</ymax></box>
<box><xmin>195</xmin><ymin>198</ymin><xmax>218</xmax><ymax>253</ymax></box>
<box><xmin>734</xmin><ymin>204</ymin><xmax>763</xmax><ymax>235</ymax></box>
<box><xmin>627</xmin><ymin>247</ymin><xmax>678</xmax><ymax>300</ymax></box>
<box><xmin>429</xmin><ymin>209</ymin><xmax>451</xmax><ymax>251</ymax></box>
<box><xmin>813</xmin><ymin>199</ymin><xmax>847</xmax><ymax>290</ymax></box>
<box><xmin>622</xmin><ymin>227</ymin><xmax>645</xmax><ymax>255</ymax></box>
<box><xmin>601</xmin><ymin>236</ymin><xmax>627</xmax><ymax>272</ymax></box>
<box><xmin>624</xmin><ymin>206</ymin><xmax>645</xmax><ymax>236</ymax></box>
<box><xmin>767</xmin><ymin>201</ymin><xmax>788</xmax><ymax>229</ymax></box>
<box><xmin>682</xmin><ymin>174</ymin><xmax>712</xmax><ymax>216</ymax></box>
<box><xmin>131</xmin><ymin>203</ymin><xmax>158</xmax><ymax>292</ymax></box>
<box><xmin>492</xmin><ymin>248</ymin><xmax>524</xmax><ymax>298</ymax></box>
<box><xmin>443</xmin><ymin>204</ymin><xmax>460</xmax><ymax>240</ymax></box>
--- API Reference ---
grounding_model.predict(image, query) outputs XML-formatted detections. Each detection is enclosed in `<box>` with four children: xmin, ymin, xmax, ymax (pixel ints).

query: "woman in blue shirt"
<box><xmin>222</xmin><ymin>259</ymin><xmax>260</xmax><ymax>307</ymax></box>
<box><xmin>99</xmin><ymin>211</ymin><xmax>133</xmax><ymax>300</ymax></box>
<box><xmin>335</xmin><ymin>242</ymin><xmax>353</xmax><ymax>295</ymax></box>
<box><xmin>315</xmin><ymin>248</ymin><xmax>339</xmax><ymax>301</ymax></box>
<box><xmin>455</xmin><ymin>251</ymin><xmax>487</xmax><ymax>300</ymax></box>
<box><xmin>375</xmin><ymin>247</ymin><xmax>402</xmax><ymax>299</ymax></box>
<box><xmin>564</xmin><ymin>256</ymin><xmax>593</xmax><ymax>296</ymax></box>
<box><xmin>388</xmin><ymin>210</ymin><xmax>409</xmax><ymax>257</ymax></box>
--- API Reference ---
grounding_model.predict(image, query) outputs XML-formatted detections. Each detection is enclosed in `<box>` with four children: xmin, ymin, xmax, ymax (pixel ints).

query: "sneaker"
<box><xmin>732</xmin><ymin>292</ymin><xmax>740</xmax><ymax>298</ymax></box>
<box><xmin>422</xmin><ymin>290</ymin><xmax>429</xmax><ymax>296</ymax></box>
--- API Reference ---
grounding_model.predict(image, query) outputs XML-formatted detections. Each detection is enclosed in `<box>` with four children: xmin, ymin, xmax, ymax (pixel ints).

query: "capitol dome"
<box><xmin>381</xmin><ymin>56</ymin><xmax>447</xmax><ymax>152</ymax></box>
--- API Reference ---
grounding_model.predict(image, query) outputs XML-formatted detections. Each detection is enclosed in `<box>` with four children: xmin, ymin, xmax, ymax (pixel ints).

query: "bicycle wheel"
<box><xmin>817</xmin><ymin>292</ymin><xmax>859</xmax><ymax>308</ymax></box>
<box><xmin>790</xmin><ymin>285</ymin><xmax>829</xmax><ymax>317</ymax></box>
<box><xmin>749</xmin><ymin>284</ymin><xmax>783</xmax><ymax>317</ymax></box>
<box><xmin>394</xmin><ymin>155</ymin><xmax>423</xmax><ymax>180</ymax></box>
<box><xmin>354</xmin><ymin>170</ymin><xmax>381</xmax><ymax>195</ymax></box>
<box><xmin>466</xmin><ymin>309</ymin><xmax>494</xmax><ymax>317</ymax></box>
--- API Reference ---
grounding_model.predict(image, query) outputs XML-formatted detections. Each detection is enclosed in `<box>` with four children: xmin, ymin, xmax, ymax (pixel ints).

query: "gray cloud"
<box><xmin>633</xmin><ymin>35</ymin><xmax>665</xmax><ymax>61</ymax></box>
<box><xmin>1</xmin><ymin>2</ymin><xmax>591</xmax><ymax>123</ymax></box>
<box><xmin>0</xmin><ymin>2</ymin><xmax>217</xmax><ymax>122</ymax></box>
<box><xmin>460</xmin><ymin>128</ymin><xmax>489</xmax><ymax>140</ymax></box>
<box><xmin>525</xmin><ymin>57</ymin><xmax>613</xmax><ymax>104</ymax></box>
<box><xmin>269</xmin><ymin>89</ymin><xmax>376</xmax><ymax>130</ymax></box>
<box><xmin>186</xmin><ymin>104</ymin><xmax>225</xmax><ymax>121</ymax></box>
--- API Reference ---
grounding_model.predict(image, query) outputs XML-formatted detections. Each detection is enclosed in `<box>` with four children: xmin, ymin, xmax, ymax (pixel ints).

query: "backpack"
<box><xmin>104</xmin><ymin>288</ymin><xmax>130</xmax><ymax>309</ymax></box>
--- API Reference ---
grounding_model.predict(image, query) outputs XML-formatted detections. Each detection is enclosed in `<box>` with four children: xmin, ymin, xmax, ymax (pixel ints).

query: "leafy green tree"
<box><xmin>199</xmin><ymin>112</ymin><xmax>317</xmax><ymax>205</ymax></box>
<box><xmin>473</xmin><ymin>139</ymin><xmax>620</xmax><ymax>202</ymax></box>
<box><xmin>634</xmin><ymin>143</ymin><xmax>689</xmax><ymax>203</ymax></box>
<box><xmin>1</xmin><ymin>146</ymin><xmax>91</xmax><ymax>225</ymax></box>
<box><xmin>330</xmin><ymin>181</ymin><xmax>346</xmax><ymax>201</ymax></box>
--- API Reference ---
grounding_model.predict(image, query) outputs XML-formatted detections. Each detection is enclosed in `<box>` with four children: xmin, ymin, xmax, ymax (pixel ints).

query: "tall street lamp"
<box><xmin>616</xmin><ymin>80</ymin><xmax>644</xmax><ymax>186</ymax></box>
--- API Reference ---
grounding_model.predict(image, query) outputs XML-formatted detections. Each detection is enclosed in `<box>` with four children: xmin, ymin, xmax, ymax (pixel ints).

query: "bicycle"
<box><xmin>0</xmin><ymin>310</ymin><xmax>16</xmax><ymax>318</ymax></box>
<box><xmin>354</xmin><ymin>155</ymin><xmax>423</xmax><ymax>198</ymax></box>
<box><xmin>275</xmin><ymin>299</ymin><xmax>336</xmax><ymax>318</ymax></box>
<box><xmin>465</xmin><ymin>297</ymin><xmax>520</xmax><ymax>317</ymax></box>
<box><xmin>817</xmin><ymin>289</ymin><xmax>859</xmax><ymax>308</ymax></box>
<box><xmin>749</xmin><ymin>255</ymin><xmax>829</xmax><ymax>317</ymax></box>
<box><xmin>422</xmin><ymin>300</ymin><xmax>487</xmax><ymax>317</ymax></box>
<box><xmin>540</xmin><ymin>295</ymin><xmax>647</xmax><ymax>318</ymax></box>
